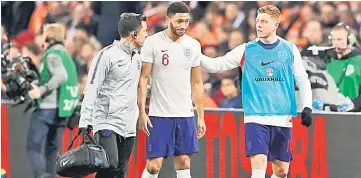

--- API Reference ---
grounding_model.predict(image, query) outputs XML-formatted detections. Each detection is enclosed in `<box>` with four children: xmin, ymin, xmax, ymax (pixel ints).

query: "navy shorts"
<box><xmin>146</xmin><ymin>116</ymin><xmax>199</xmax><ymax>159</ymax></box>
<box><xmin>245</xmin><ymin>123</ymin><xmax>293</xmax><ymax>162</ymax></box>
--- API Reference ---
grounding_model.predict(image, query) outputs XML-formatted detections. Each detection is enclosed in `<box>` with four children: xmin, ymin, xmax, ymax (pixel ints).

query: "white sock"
<box><xmin>141</xmin><ymin>168</ymin><xmax>159</xmax><ymax>178</ymax></box>
<box><xmin>271</xmin><ymin>174</ymin><xmax>287</xmax><ymax>178</ymax></box>
<box><xmin>251</xmin><ymin>168</ymin><xmax>266</xmax><ymax>178</ymax></box>
<box><xmin>176</xmin><ymin>169</ymin><xmax>191</xmax><ymax>178</ymax></box>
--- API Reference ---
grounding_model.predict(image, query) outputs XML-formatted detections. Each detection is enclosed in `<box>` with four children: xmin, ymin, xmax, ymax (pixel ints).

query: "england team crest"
<box><xmin>183</xmin><ymin>47</ymin><xmax>193</xmax><ymax>59</ymax></box>
<box><xmin>266</xmin><ymin>68</ymin><xmax>274</xmax><ymax>77</ymax></box>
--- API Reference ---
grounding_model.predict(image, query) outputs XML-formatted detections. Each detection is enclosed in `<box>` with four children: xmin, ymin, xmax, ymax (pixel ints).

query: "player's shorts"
<box><xmin>146</xmin><ymin>116</ymin><xmax>199</xmax><ymax>159</ymax></box>
<box><xmin>245</xmin><ymin>123</ymin><xmax>292</xmax><ymax>162</ymax></box>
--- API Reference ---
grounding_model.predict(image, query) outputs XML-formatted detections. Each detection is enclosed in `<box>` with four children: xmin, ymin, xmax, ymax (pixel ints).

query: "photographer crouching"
<box><xmin>26</xmin><ymin>23</ymin><xmax>80</xmax><ymax>178</ymax></box>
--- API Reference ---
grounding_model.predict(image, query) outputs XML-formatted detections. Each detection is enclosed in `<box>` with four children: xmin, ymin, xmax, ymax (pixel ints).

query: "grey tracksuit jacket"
<box><xmin>79</xmin><ymin>40</ymin><xmax>141</xmax><ymax>137</ymax></box>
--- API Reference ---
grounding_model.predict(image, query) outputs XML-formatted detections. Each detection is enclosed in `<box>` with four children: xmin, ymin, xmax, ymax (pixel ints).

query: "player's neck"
<box><xmin>259</xmin><ymin>34</ymin><xmax>278</xmax><ymax>44</ymax></box>
<box><xmin>165</xmin><ymin>28</ymin><xmax>182</xmax><ymax>43</ymax></box>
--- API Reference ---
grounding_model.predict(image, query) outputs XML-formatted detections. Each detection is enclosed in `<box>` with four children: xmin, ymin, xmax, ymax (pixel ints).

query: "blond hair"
<box><xmin>257</xmin><ymin>5</ymin><xmax>281</xmax><ymax>23</ymax></box>
<box><xmin>43</xmin><ymin>23</ymin><xmax>65</xmax><ymax>42</ymax></box>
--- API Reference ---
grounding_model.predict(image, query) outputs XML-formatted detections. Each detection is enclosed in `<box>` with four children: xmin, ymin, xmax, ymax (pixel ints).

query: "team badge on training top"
<box><xmin>266</xmin><ymin>68</ymin><xmax>274</xmax><ymax>77</ymax></box>
<box><xmin>183</xmin><ymin>47</ymin><xmax>193</xmax><ymax>59</ymax></box>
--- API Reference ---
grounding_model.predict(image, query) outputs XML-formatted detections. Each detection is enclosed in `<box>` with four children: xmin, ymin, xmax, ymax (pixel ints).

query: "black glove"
<box><xmin>78</xmin><ymin>125</ymin><xmax>93</xmax><ymax>134</ymax></box>
<box><xmin>301</xmin><ymin>107</ymin><xmax>313</xmax><ymax>127</ymax></box>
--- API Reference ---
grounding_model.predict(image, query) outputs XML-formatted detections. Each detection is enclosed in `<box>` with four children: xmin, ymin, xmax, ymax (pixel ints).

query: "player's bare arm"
<box><xmin>200</xmin><ymin>44</ymin><xmax>245</xmax><ymax>73</ymax></box>
<box><xmin>191</xmin><ymin>66</ymin><xmax>206</xmax><ymax>139</ymax></box>
<box><xmin>138</xmin><ymin>62</ymin><xmax>153</xmax><ymax>136</ymax></box>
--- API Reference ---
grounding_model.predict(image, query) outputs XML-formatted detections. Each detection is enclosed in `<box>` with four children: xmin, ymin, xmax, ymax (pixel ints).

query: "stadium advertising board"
<box><xmin>2</xmin><ymin>105</ymin><xmax>361</xmax><ymax>178</ymax></box>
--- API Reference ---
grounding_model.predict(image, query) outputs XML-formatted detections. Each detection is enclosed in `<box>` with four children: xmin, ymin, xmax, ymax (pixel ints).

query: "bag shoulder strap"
<box><xmin>67</xmin><ymin>132</ymin><xmax>98</xmax><ymax>151</ymax></box>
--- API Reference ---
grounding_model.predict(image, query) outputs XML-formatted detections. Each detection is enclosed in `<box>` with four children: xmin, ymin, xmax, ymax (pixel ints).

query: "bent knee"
<box><xmin>175</xmin><ymin>155</ymin><xmax>191</xmax><ymax>170</ymax></box>
<box><xmin>250</xmin><ymin>154</ymin><xmax>267</xmax><ymax>169</ymax></box>
<box><xmin>275</xmin><ymin>168</ymin><xmax>288</xmax><ymax>178</ymax></box>
<box><xmin>147</xmin><ymin>159</ymin><xmax>163</xmax><ymax>174</ymax></box>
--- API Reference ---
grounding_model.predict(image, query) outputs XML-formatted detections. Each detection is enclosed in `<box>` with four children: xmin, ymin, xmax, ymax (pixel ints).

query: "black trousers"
<box><xmin>93</xmin><ymin>130</ymin><xmax>135</xmax><ymax>178</ymax></box>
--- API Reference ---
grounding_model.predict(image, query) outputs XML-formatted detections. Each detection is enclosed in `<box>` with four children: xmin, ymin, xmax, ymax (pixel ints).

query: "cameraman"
<box><xmin>326</xmin><ymin>23</ymin><xmax>361</xmax><ymax>112</ymax></box>
<box><xmin>26</xmin><ymin>23</ymin><xmax>79</xmax><ymax>178</ymax></box>
<box><xmin>79</xmin><ymin>13</ymin><xmax>148</xmax><ymax>178</ymax></box>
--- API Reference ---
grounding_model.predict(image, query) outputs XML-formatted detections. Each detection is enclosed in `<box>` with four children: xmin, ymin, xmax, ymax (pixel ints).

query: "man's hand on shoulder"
<box><xmin>301</xmin><ymin>107</ymin><xmax>312</xmax><ymax>127</ymax></box>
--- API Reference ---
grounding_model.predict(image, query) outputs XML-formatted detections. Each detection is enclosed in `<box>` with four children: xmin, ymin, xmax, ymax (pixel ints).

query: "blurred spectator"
<box><xmin>202</xmin><ymin>70</ymin><xmax>218</xmax><ymax>108</ymax></box>
<box><xmin>1</xmin><ymin>1</ymin><xmax>35</xmax><ymax>36</ymax></box>
<box><xmin>201</xmin><ymin>3</ymin><xmax>226</xmax><ymax>31</ymax></box>
<box><xmin>188</xmin><ymin>21</ymin><xmax>218</xmax><ymax>47</ymax></box>
<box><xmin>219</xmin><ymin>77</ymin><xmax>242</xmax><ymax>108</ymax></box>
<box><xmin>14</xmin><ymin>31</ymin><xmax>35</xmax><ymax>49</ymax></box>
<box><xmin>339</xmin><ymin>10</ymin><xmax>358</xmax><ymax>31</ymax></box>
<box><xmin>319</xmin><ymin>2</ymin><xmax>339</xmax><ymax>33</ymax></box>
<box><xmin>279</xmin><ymin>1</ymin><xmax>303</xmax><ymax>43</ymax></box>
<box><xmin>92</xmin><ymin>1</ymin><xmax>142</xmax><ymax>46</ymax></box>
<box><xmin>219</xmin><ymin>29</ymin><xmax>245</xmax><ymax>52</ymax></box>
<box><xmin>246</xmin><ymin>8</ymin><xmax>257</xmax><ymax>41</ymax></box>
<box><xmin>65</xmin><ymin>3</ymin><xmax>87</xmax><ymax>40</ymax></box>
<box><xmin>21</xmin><ymin>42</ymin><xmax>42</xmax><ymax>70</ymax></box>
<box><xmin>300</xmin><ymin>20</ymin><xmax>328</xmax><ymax>54</ymax></box>
<box><xmin>224</xmin><ymin>2</ymin><xmax>248</xmax><ymax>31</ymax></box>
<box><xmin>294</xmin><ymin>5</ymin><xmax>318</xmax><ymax>48</ymax></box>
<box><xmin>74</xmin><ymin>24</ymin><xmax>102</xmax><ymax>56</ymax></box>
<box><xmin>78</xmin><ymin>43</ymin><xmax>96</xmax><ymax>74</ymax></box>
<box><xmin>44</xmin><ymin>2</ymin><xmax>71</xmax><ymax>25</ymax></box>
<box><xmin>203</xmin><ymin>45</ymin><xmax>218</xmax><ymax>58</ymax></box>
<box><xmin>64</xmin><ymin>38</ymin><xmax>77</xmax><ymax>59</ymax></box>
<box><xmin>73</xmin><ymin>24</ymin><xmax>89</xmax><ymax>57</ymax></box>
<box><xmin>144</xmin><ymin>2</ymin><xmax>169</xmax><ymax>34</ymax></box>
<box><xmin>27</xmin><ymin>2</ymin><xmax>50</xmax><ymax>34</ymax></box>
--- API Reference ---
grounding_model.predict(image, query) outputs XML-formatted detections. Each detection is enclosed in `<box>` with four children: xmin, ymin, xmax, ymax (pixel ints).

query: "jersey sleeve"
<box><xmin>292</xmin><ymin>44</ymin><xmax>312</xmax><ymax>109</ymax></box>
<box><xmin>141</xmin><ymin>38</ymin><xmax>154</xmax><ymax>63</ymax></box>
<box><xmin>201</xmin><ymin>44</ymin><xmax>245</xmax><ymax>73</ymax></box>
<box><xmin>79</xmin><ymin>50</ymin><xmax>111</xmax><ymax>128</ymax></box>
<box><xmin>192</xmin><ymin>41</ymin><xmax>201</xmax><ymax>67</ymax></box>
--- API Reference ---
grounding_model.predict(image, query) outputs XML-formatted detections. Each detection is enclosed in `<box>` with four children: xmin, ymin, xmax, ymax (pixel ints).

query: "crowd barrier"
<box><xmin>1</xmin><ymin>102</ymin><xmax>361</xmax><ymax>178</ymax></box>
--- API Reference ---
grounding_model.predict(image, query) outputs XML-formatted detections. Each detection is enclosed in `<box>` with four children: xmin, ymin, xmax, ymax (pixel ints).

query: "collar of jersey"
<box><xmin>113</xmin><ymin>40</ymin><xmax>137</xmax><ymax>55</ymax></box>
<box><xmin>162</xmin><ymin>30</ymin><xmax>184</xmax><ymax>43</ymax></box>
<box><xmin>257</xmin><ymin>38</ymin><xmax>280</xmax><ymax>50</ymax></box>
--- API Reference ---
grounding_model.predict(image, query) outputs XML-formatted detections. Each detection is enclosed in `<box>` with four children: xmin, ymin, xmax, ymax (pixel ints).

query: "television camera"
<box><xmin>1</xmin><ymin>42</ymin><xmax>40</xmax><ymax>111</ymax></box>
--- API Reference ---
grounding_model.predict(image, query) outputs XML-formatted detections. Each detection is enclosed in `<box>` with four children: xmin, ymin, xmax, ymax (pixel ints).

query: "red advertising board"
<box><xmin>2</xmin><ymin>104</ymin><xmax>361</xmax><ymax>178</ymax></box>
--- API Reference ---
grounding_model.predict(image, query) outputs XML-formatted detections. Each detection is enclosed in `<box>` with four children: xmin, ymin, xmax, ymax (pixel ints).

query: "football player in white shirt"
<box><xmin>138</xmin><ymin>2</ymin><xmax>206</xmax><ymax>178</ymax></box>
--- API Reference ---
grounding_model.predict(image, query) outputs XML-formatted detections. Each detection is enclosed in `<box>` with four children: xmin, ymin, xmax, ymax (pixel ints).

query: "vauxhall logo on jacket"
<box><xmin>255</xmin><ymin>60</ymin><xmax>285</xmax><ymax>82</ymax></box>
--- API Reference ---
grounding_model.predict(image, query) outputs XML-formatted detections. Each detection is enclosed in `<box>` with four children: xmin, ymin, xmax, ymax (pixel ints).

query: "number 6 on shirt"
<box><xmin>162</xmin><ymin>53</ymin><xmax>169</xmax><ymax>66</ymax></box>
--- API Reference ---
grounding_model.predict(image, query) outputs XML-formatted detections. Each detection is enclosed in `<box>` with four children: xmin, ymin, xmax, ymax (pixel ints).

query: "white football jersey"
<box><xmin>141</xmin><ymin>31</ymin><xmax>201</xmax><ymax>117</ymax></box>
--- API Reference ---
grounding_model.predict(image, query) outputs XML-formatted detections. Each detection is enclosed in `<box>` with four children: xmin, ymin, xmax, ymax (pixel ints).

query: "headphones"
<box><xmin>328</xmin><ymin>23</ymin><xmax>357</xmax><ymax>48</ymax></box>
<box><xmin>132</xmin><ymin>30</ymin><xmax>137</xmax><ymax>38</ymax></box>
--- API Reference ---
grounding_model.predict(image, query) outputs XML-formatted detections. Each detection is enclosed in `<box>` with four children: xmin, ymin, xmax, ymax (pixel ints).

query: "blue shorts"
<box><xmin>146</xmin><ymin>116</ymin><xmax>199</xmax><ymax>159</ymax></box>
<box><xmin>245</xmin><ymin>123</ymin><xmax>293</xmax><ymax>162</ymax></box>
